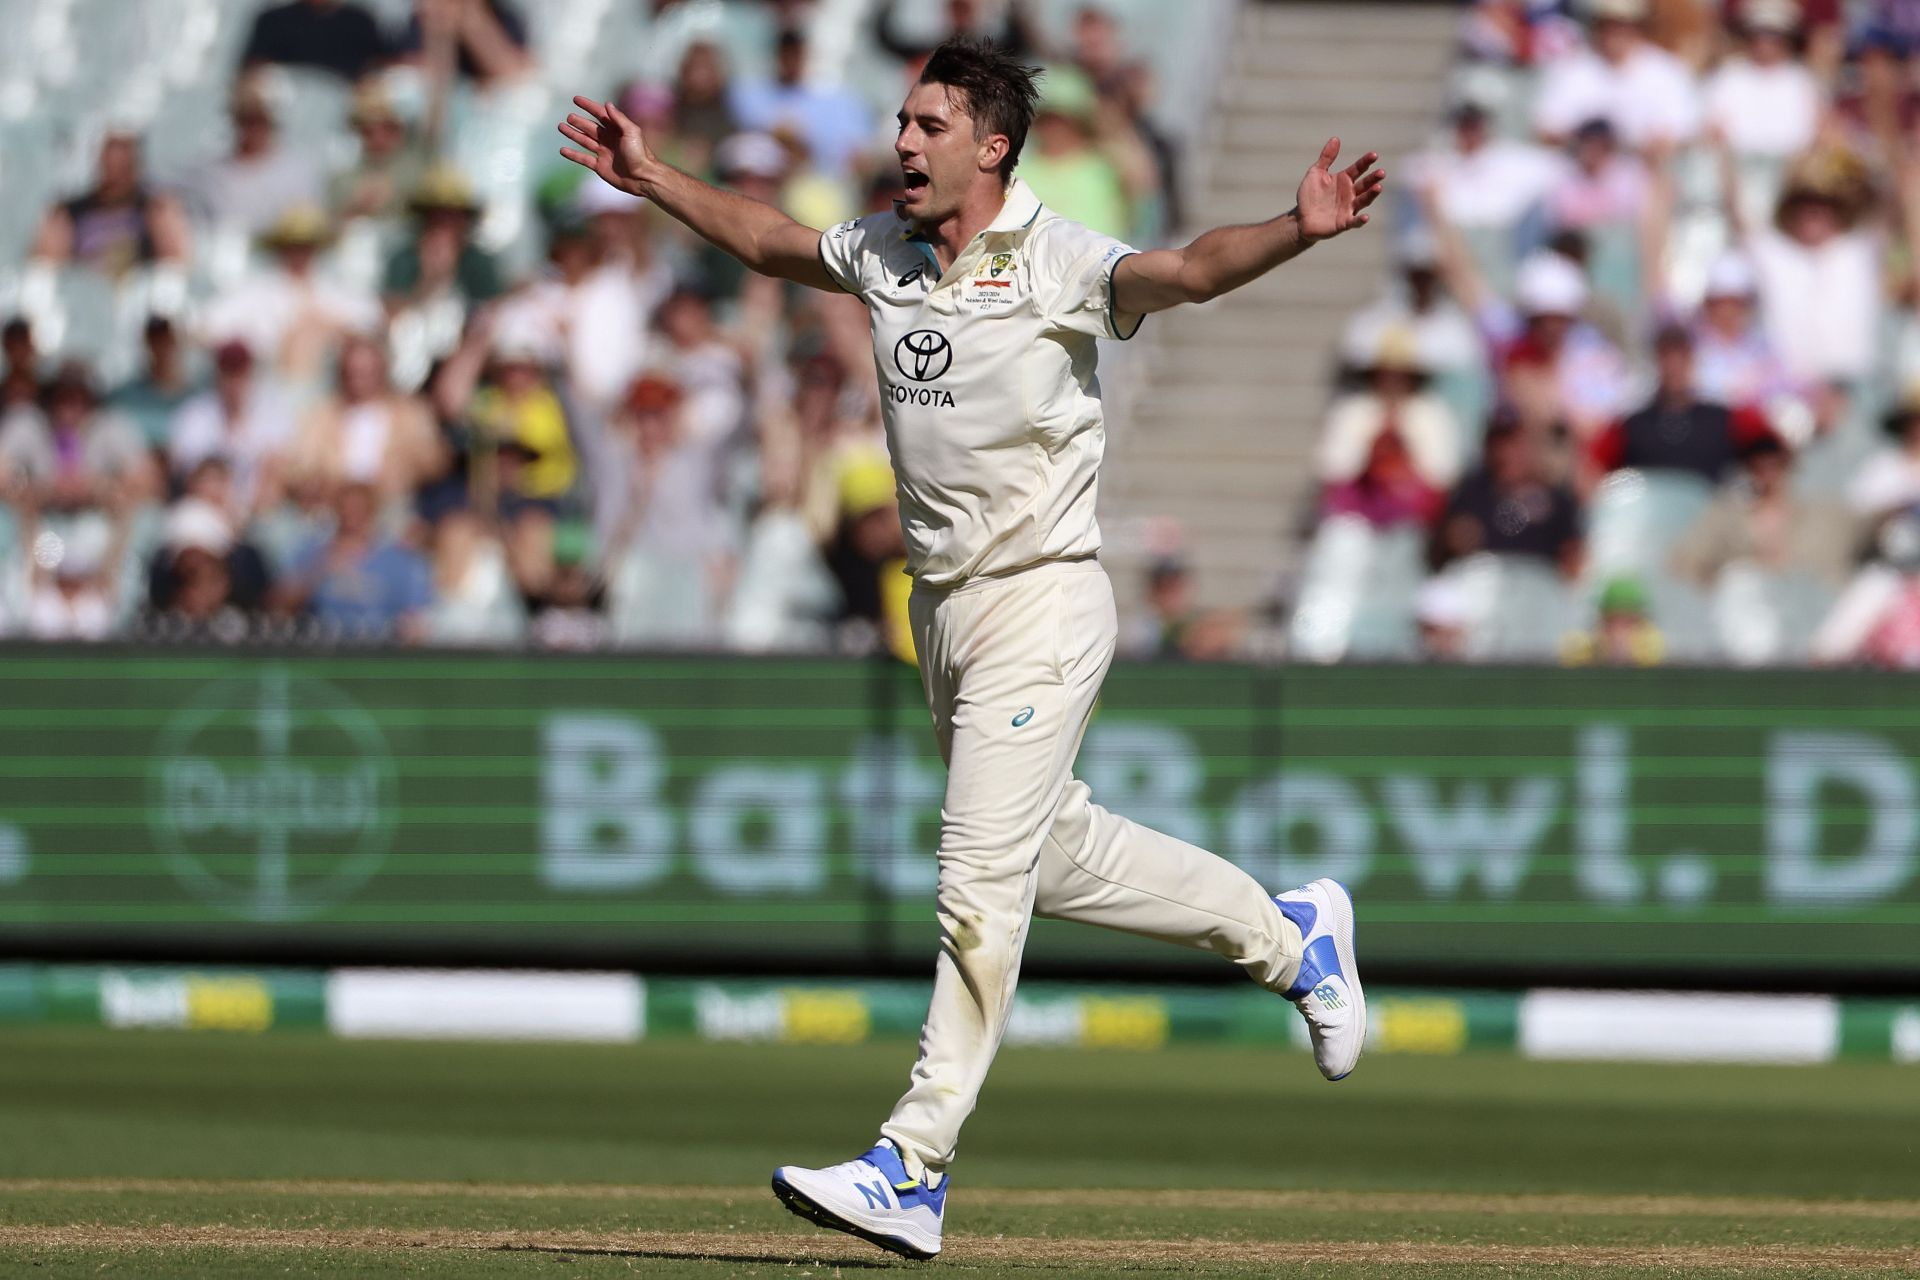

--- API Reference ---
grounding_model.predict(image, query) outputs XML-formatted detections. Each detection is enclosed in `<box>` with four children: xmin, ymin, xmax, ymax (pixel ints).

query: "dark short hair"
<box><xmin>918</xmin><ymin>36</ymin><xmax>1041</xmax><ymax>179</ymax></box>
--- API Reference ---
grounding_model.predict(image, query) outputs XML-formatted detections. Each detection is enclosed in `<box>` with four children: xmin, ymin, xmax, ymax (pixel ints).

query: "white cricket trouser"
<box><xmin>878</xmin><ymin>559</ymin><xmax>1304</xmax><ymax>1178</ymax></box>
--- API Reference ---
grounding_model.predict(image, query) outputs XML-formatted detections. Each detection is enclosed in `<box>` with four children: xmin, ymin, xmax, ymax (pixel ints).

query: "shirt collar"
<box><xmin>901</xmin><ymin>178</ymin><xmax>1043</xmax><ymax>243</ymax></box>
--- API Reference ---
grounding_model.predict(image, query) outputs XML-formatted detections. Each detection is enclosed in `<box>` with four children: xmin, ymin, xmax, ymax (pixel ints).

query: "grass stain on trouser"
<box><xmin>879</xmin><ymin>561</ymin><xmax>1305</xmax><ymax>1178</ymax></box>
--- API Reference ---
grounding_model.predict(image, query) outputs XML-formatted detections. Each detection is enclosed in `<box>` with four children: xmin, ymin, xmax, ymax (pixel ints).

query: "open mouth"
<box><xmin>902</xmin><ymin>167</ymin><xmax>930</xmax><ymax>195</ymax></box>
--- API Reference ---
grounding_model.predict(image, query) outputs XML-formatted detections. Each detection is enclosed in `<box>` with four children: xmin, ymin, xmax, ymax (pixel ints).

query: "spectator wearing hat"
<box><xmin>1561</xmin><ymin>575</ymin><xmax>1664</xmax><ymax>665</ymax></box>
<box><xmin>203</xmin><ymin>203</ymin><xmax>381</xmax><ymax>386</ymax></box>
<box><xmin>1436</xmin><ymin>412</ymin><xmax>1584</xmax><ymax>576</ymax></box>
<box><xmin>383</xmin><ymin>165</ymin><xmax>504</xmax><ymax>313</ymax></box>
<box><xmin>0</xmin><ymin>363</ymin><xmax>157</xmax><ymax>513</ymax></box>
<box><xmin>1413</xmin><ymin>576</ymin><xmax>1471</xmax><ymax>660</ymax></box>
<box><xmin>1688</xmin><ymin>252</ymin><xmax>1798</xmax><ymax>410</ymax></box>
<box><xmin>1673</xmin><ymin>425</ymin><xmax>1859</xmax><ymax>590</ymax></box>
<box><xmin>275</xmin><ymin>480</ymin><xmax>434</xmax><ymax>641</ymax></box>
<box><xmin>168</xmin><ymin>340</ymin><xmax>296</xmax><ymax>522</ymax></box>
<box><xmin>1342</xmin><ymin>229</ymin><xmax>1490</xmax><ymax>440</ymax></box>
<box><xmin>107</xmin><ymin>316</ymin><xmax>202</xmax><ymax>451</ymax></box>
<box><xmin>690</xmin><ymin>131</ymin><xmax>793</xmax><ymax>298</ymax></box>
<box><xmin>1426</xmin><ymin>175</ymin><xmax>1633</xmax><ymax>441</ymax></box>
<box><xmin>288</xmin><ymin>332</ymin><xmax>445</xmax><ymax>510</ymax></box>
<box><xmin>239</xmin><ymin>0</ymin><xmax>389</xmax><ymax>82</ymax></box>
<box><xmin>1704</xmin><ymin>1</ymin><xmax>1821</xmax><ymax>165</ymax></box>
<box><xmin>183</xmin><ymin>81</ymin><xmax>325</xmax><ymax>238</ymax></box>
<box><xmin>1726</xmin><ymin>148</ymin><xmax>1881</xmax><ymax>387</ymax></box>
<box><xmin>1317</xmin><ymin>327</ymin><xmax>1463</xmax><ymax>530</ymax></box>
<box><xmin>526</xmin><ymin>522</ymin><xmax>606</xmax><ymax>650</ymax></box>
<box><xmin>329</xmin><ymin>82</ymin><xmax>429</xmax><ymax>224</ymax></box>
<box><xmin>1545</xmin><ymin>118</ymin><xmax>1656</xmax><ymax>238</ymax></box>
<box><xmin>1532</xmin><ymin>0</ymin><xmax>1701</xmax><ymax>152</ymax></box>
<box><xmin>729</xmin><ymin>27</ymin><xmax>872</xmax><ymax>181</ymax></box>
<box><xmin>1811</xmin><ymin>506</ymin><xmax>1920</xmax><ymax>665</ymax></box>
<box><xmin>1587</xmin><ymin>324</ymin><xmax>1745</xmax><ymax>489</ymax></box>
<box><xmin>393</xmin><ymin>0</ymin><xmax>532</xmax><ymax>88</ymax></box>
<box><xmin>1016</xmin><ymin>65</ymin><xmax>1146</xmax><ymax>242</ymax></box>
<box><xmin>146</xmin><ymin>460</ymin><xmax>274</xmax><ymax>630</ymax></box>
<box><xmin>30</xmin><ymin>132</ymin><xmax>189</xmax><ymax>280</ymax></box>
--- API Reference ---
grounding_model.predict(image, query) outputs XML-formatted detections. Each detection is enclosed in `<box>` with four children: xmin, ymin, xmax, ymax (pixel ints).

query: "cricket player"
<box><xmin>560</xmin><ymin>36</ymin><xmax>1382</xmax><ymax>1260</ymax></box>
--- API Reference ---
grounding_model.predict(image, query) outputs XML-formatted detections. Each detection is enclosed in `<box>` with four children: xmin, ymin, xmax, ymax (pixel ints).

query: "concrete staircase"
<box><xmin>1100</xmin><ymin>1</ymin><xmax>1459</xmax><ymax>617</ymax></box>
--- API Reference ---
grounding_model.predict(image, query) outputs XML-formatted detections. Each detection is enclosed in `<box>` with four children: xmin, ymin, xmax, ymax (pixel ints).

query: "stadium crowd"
<box><xmin>0</xmin><ymin>0</ymin><xmax>1180</xmax><ymax>653</ymax></box>
<box><xmin>1300</xmin><ymin>0</ymin><xmax>1920</xmax><ymax>667</ymax></box>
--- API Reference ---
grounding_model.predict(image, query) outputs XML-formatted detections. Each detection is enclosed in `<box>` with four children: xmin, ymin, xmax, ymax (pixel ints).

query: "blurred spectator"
<box><xmin>1561</xmin><ymin>575</ymin><xmax>1665</xmax><ymax>664</ymax></box>
<box><xmin>288</xmin><ymin>333</ymin><xmax>445</xmax><ymax>510</ymax></box>
<box><xmin>1343</xmin><ymin>230</ymin><xmax>1488</xmax><ymax>437</ymax></box>
<box><xmin>108</xmin><ymin>316</ymin><xmax>201</xmax><ymax>452</ymax></box>
<box><xmin>183</xmin><ymin>81</ymin><xmax>325</xmax><ymax>238</ymax></box>
<box><xmin>1588</xmin><ymin>325</ymin><xmax>1742</xmax><ymax>487</ymax></box>
<box><xmin>0</xmin><ymin>364</ymin><xmax>158</xmax><ymax>512</ymax></box>
<box><xmin>394</xmin><ymin>0</ymin><xmax>532</xmax><ymax>88</ymax></box>
<box><xmin>30</xmin><ymin>133</ymin><xmax>189</xmax><ymax>278</ymax></box>
<box><xmin>694</xmin><ymin>131</ymin><xmax>794</xmax><ymax>297</ymax></box>
<box><xmin>725</xmin><ymin>429</ymin><xmax>839</xmax><ymax>651</ymax></box>
<box><xmin>329</xmin><ymin>82</ymin><xmax>429</xmax><ymax>223</ymax></box>
<box><xmin>1673</xmin><ymin>429</ymin><xmax>1858</xmax><ymax>587</ymax></box>
<box><xmin>823</xmin><ymin>452</ymin><xmax>911</xmax><ymax>659</ymax></box>
<box><xmin>652</xmin><ymin>285</ymin><xmax>748</xmax><ymax>448</ymax></box>
<box><xmin>1730</xmin><ymin>149</ymin><xmax>1880</xmax><ymax>387</ymax></box>
<box><xmin>168</xmin><ymin>341</ymin><xmax>294</xmax><ymax>522</ymax></box>
<box><xmin>1412</xmin><ymin>98</ymin><xmax>1561</xmax><ymax>251</ymax></box>
<box><xmin>1121</xmin><ymin>558</ymin><xmax>1240</xmax><ymax>660</ymax></box>
<box><xmin>525</xmin><ymin>523</ymin><xmax>605</xmax><ymax>650</ymax></box>
<box><xmin>873</xmin><ymin>0</ymin><xmax>1044</xmax><ymax>66</ymax></box>
<box><xmin>1811</xmin><ymin>508</ymin><xmax>1920</xmax><ymax>665</ymax></box>
<box><xmin>1019</xmin><ymin>67</ymin><xmax>1137</xmax><ymax>242</ymax></box>
<box><xmin>1318</xmin><ymin>328</ymin><xmax>1462</xmax><ymax>530</ymax></box>
<box><xmin>1532</xmin><ymin>0</ymin><xmax>1700</xmax><ymax>150</ymax></box>
<box><xmin>1688</xmin><ymin>252</ymin><xmax>1798</xmax><ymax>410</ymax></box>
<box><xmin>1704</xmin><ymin>0</ymin><xmax>1820</xmax><ymax>161</ymax></box>
<box><xmin>21</xmin><ymin>510</ymin><xmax>126</xmax><ymax>641</ymax></box>
<box><xmin>1848</xmin><ymin>385</ymin><xmax>1920</xmax><ymax>518</ymax></box>
<box><xmin>1436</xmin><ymin>413</ymin><xmax>1584</xmax><ymax>575</ymax></box>
<box><xmin>1427</xmin><ymin>196</ymin><xmax>1633</xmax><ymax>440</ymax></box>
<box><xmin>452</xmin><ymin>317</ymin><xmax>581</xmax><ymax>595</ymax></box>
<box><xmin>730</xmin><ymin>27</ymin><xmax>873</xmax><ymax>180</ymax></box>
<box><xmin>383</xmin><ymin>166</ymin><xmax>504</xmax><ymax>312</ymax></box>
<box><xmin>0</xmin><ymin>319</ymin><xmax>39</xmax><ymax>412</ymax></box>
<box><xmin>672</xmin><ymin>42</ymin><xmax>741</xmax><ymax>167</ymax></box>
<box><xmin>508</xmin><ymin>189</ymin><xmax>667</xmax><ymax>416</ymax></box>
<box><xmin>203</xmin><ymin>204</ymin><xmax>381</xmax><ymax>385</ymax></box>
<box><xmin>601</xmin><ymin>374</ymin><xmax>736</xmax><ymax>644</ymax></box>
<box><xmin>146</xmin><ymin>472</ymin><xmax>273</xmax><ymax>630</ymax></box>
<box><xmin>275</xmin><ymin>481</ymin><xmax>434</xmax><ymax>641</ymax></box>
<box><xmin>1460</xmin><ymin>0</ymin><xmax>1583</xmax><ymax>65</ymax></box>
<box><xmin>1546</xmin><ymin>118</ymin><xmax>1654</xmax><ymax>235</ymax></box>
<box><xmin>1413</xmin><ymin>576</ymin><xmax>1470</xmax><ymax>660</ymax></box>
<box><xmin>425</xmin><ymin>504</ymin><xmax>524</xmax><ymax>645</ymax></box>
<box><xmin>240</xmin><ymin>0</ymin><xmax>388</xmax><ymax>82</ymax></box>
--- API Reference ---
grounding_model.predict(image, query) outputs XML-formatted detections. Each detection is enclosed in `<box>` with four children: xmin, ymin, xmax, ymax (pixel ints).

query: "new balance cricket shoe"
<box><xmin>771</xmin><ymin>1139</ymin><xmax>946</xmax><ymax>1259</ymax></box>
<box><xmin>1274</xmin><ymin>877</ymin><xmax>1367</xmax><ymax>1080</ymax></box>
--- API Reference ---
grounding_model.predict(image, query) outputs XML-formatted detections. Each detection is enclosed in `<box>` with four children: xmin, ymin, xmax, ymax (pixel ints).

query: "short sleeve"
<box><xmin>1039</xmin><ymin>221</ymin><xmax>1143</xmax><ymax>341</ymax></box>
<box><xmin>817</xmin><ymin>217</ymin><xmax>869</xmax><ymax>297</ymax></box>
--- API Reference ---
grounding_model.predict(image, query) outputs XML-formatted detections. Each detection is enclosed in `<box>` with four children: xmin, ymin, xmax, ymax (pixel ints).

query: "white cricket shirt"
<box><xmin>817</xmin><ymin>178</ymin><xmax>1142</xmax><ymax>587</ymax></box>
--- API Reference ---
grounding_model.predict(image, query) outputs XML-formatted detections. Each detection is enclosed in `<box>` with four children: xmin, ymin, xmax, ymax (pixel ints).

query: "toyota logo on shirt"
<box><xmin>893</xmin><ymin>330</ymin><xmax>953</xmax><ymax>382</ymax></box>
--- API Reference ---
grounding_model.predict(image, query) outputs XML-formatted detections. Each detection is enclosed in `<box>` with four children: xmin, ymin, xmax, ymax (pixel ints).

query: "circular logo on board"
<box><xmin>893</xmin><ymin>330</ymin><xmax>953</xmax><ymax>382</ymax></box>
<box><xmin>146</xmin><ymin>668</ymin><xmax>397</xmax><ymax>921</ymax></box>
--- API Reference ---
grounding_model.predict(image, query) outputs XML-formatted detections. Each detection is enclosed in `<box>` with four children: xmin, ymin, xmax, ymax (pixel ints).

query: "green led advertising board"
<box><xmin>0</xmin><ymin>648</ymin><xmax>1915</xmax><ymax>981</ymax></box>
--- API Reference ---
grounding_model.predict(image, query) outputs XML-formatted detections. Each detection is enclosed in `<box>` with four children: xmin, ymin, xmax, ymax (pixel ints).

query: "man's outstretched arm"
<box><xmin>559</xmin><ymin>96</ymin><xmax>839</xmax><ymax>292</ymax></box>
<box><xmin>1114</xmin><ymin>138</ymin><xmax>1383</xmax><ymax>314</ymax></box>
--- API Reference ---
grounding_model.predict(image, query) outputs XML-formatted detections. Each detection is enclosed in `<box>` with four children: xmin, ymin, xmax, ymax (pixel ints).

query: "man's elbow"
<box><xmin>1177</xmin><ymin>272</ymin><xmax>1221</xmax><ymax>306</ymax></box>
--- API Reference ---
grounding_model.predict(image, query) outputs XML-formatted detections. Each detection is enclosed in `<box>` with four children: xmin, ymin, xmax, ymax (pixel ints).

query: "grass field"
<box><xmin>1</xmin><ymin>1028</ymin><xmax>1917</xmax><ymax>1277</ymax></box>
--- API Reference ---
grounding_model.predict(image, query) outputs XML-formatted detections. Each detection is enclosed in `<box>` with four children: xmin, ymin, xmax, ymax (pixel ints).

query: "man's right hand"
<box><xmin>559</xmin><ymin>96</ymin><xmax>654</xmax><ymax>198</ymax></box>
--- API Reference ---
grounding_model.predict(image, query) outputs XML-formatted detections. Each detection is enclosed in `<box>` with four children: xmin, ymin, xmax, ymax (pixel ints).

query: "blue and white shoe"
<box><xmin>1274</xmin><ymin>878</ymin><xmax>1366</xmax><ymax>1081</ymax></box>
<box><xmin>772</xmin><ymin>1139</ymin><xmax>946</xmax><ymax>1259</ymax></box>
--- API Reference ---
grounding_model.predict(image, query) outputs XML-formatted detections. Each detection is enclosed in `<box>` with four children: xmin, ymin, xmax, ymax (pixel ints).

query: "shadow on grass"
<box><xmin>495</xmin><ymin>1242</ymin><xmax>902</xmax><ymax>1268</ymax></box>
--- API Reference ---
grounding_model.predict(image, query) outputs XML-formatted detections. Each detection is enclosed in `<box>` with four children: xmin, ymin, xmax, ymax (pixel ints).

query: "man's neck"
<box><xmin>912</xmin><ymin>181</ymin><xmax>1012</xmax><ymax>271</ymax></box>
